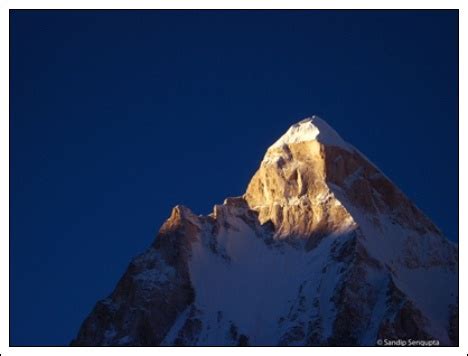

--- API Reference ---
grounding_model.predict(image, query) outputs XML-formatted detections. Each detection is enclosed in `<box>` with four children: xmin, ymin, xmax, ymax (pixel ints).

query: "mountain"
<box><xmin>71</xmin><ymin>116</ymin><xmax>458</xmax><ymax>346</ymax></box>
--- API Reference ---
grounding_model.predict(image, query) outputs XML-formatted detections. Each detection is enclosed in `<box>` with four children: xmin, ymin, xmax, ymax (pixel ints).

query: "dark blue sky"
<box><xmin>10</xmin><ymin>10</ymin><xmax>458</xmax><ymax>345</ymax></box>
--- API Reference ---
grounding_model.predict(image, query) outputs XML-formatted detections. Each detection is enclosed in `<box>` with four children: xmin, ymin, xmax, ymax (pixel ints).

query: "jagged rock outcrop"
<box><xmin>72</xmin><ymin>116</ymin><xmax>458</xmax><ymax>346</ymax></box>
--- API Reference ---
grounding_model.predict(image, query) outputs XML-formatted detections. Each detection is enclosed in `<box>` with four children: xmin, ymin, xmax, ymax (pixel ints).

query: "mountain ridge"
<box><xmin>72</xmin><ymin>116</ymin><xmax>458</xmax><ymax>346</ymax></box>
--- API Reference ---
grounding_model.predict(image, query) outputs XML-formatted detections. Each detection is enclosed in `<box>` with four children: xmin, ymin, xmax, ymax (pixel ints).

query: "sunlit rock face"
<box><xmin>72</xmin><ymin>116</ymin><xmax>458</xmax><ymax>346</ymax></box>
<box><xmin>245</xmin><ymin>123</ymin><xmax>357</xmax><ymax>243</ymax></box>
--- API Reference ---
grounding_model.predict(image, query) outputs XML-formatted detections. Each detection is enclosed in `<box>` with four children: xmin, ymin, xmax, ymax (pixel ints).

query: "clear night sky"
<box><xmin>10</xmin><ymin>10</ymin><xmax>458</xmax><ymax>345</ymax></box>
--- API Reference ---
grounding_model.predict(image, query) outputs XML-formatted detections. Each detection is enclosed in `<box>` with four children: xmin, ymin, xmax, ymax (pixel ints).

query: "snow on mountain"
<box><xmin>71</xmin><ymin>116</ymin><xmax>458</xmax><ymax>346</ymax></box>
<box><xmin>270</xmin><ymin>116</ymin><xmax>351</xmax><ymax>151</ymax></box>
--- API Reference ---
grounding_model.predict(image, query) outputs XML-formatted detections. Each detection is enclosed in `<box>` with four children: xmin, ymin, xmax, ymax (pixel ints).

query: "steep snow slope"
<box><xmin>72</xmin><ymin>116</ymin><xmax>458</xmax><ymax>346</ymax></box>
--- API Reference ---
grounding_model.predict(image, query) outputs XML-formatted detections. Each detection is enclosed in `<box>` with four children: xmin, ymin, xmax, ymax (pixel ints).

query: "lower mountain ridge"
<box><xmin>72</xmin><ymin>116</ymin><xmax>458</xmax><ymax>346</ymax></box>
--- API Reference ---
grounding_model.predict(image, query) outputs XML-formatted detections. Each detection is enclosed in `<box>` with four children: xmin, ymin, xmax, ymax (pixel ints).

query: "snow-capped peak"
<box><xmin>270</xmin><ymin>115</ymin><xmax>350</xmax><ymax>150</ymax></box>
<box><xmin>73</xmin><ymin>114</ymin><xmax>458</xmax><ymax>347</ymax></box>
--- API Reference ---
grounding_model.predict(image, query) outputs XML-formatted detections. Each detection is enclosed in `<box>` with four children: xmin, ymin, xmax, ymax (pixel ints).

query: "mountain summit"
<box><xmin>72</xmin><ymin>116</ymin><xmax>458</xmax><ymax>346</ymax></box>
<box><xmin>270</xmin><ymin>116</ymin><xmax>349</xmax><ymax>149</ymax></box>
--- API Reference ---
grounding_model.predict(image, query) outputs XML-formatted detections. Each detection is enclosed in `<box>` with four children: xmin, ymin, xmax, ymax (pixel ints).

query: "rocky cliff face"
<box><xmin>72</xmin><ymin>116</ymin><xmax>458</xmax><ymax>346</ymax></box>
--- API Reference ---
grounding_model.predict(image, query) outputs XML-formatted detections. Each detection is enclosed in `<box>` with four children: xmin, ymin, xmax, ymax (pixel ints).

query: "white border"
<box><xmin>2</xmin><ymin>1</ymin><xmax>465</xmax><ymax>10</ymax></box>
<box><xmin>0</xmin><ymin>0</ymin><xmax>9</xmax><ymax>355</ymax></box>
<box><xmin>1</xmin><ymin>1</ymin><xmax>464</xmax><ymax>356</ymax></box>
